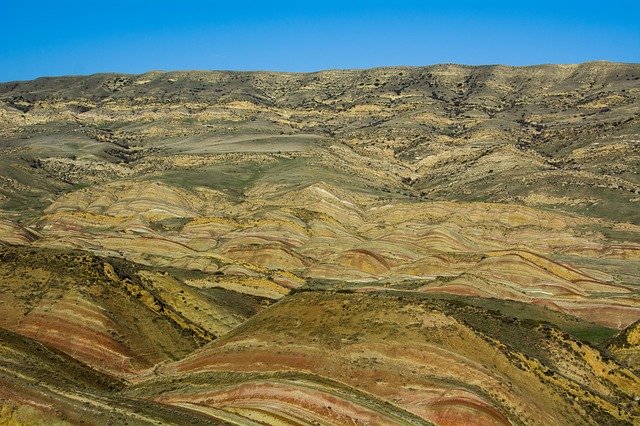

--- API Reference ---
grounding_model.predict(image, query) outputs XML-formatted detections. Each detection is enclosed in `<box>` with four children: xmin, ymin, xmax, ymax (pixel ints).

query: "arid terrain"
<box><xmin>0</xmin><ymin>61</ymin><xmax>639</xmax><ymax>425</ymax></box>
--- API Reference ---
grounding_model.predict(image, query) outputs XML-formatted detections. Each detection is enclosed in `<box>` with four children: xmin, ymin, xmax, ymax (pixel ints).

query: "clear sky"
<box><xmin>1</xmin><ymin>0</ymin><xmax>639</xmax><ymax>82</ymax></box>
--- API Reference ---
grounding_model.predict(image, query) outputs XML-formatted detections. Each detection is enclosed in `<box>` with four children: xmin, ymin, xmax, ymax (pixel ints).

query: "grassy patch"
<box><xmin>149</xmin><ymin>161</ymin><xmax>276</xmax><ymax>200</ymax></box>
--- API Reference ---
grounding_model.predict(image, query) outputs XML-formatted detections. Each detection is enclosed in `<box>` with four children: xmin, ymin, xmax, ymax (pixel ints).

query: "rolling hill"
<box><xmin>0</xmin><ymin>62</ymin><xmax>639</xmax><ymax>424</ymax></box>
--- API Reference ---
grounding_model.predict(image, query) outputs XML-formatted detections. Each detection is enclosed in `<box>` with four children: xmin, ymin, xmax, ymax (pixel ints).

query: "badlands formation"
<box><xmin>0</xmin><ymin>62</ymin><xmax>639</xmax><ymax>424</ymax></box>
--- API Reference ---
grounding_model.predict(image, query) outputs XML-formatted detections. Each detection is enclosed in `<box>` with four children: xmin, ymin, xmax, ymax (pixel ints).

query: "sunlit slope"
<box><xmin>1</xmin><ymin>62</ymin><xmax>639</xmax><ymax>223</ymax></box>
<box><xmin>0</xmin><ymin>62</ymin><xmax>639</xmax><ymax>425</ymax></box>
<box><xmin>606</xmin><ymin>320</ymin><xmax>640</xmax><ymax>374</ymax></box>
<box><xmin>14</xmin><ymin>179</ymin><xmax>639</xmax><ymax>329</ymax></box>
<box><xmin>131</xmin><ymin>291</ymin><xmax>639</xmax><ymax>425</ymax></box>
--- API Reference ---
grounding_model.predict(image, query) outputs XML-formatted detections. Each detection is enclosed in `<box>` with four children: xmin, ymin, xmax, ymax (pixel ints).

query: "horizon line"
<box><xmin>2</xmin><ymin>60</ymin><xmax>638</xmax><ymax>85</ymax></box>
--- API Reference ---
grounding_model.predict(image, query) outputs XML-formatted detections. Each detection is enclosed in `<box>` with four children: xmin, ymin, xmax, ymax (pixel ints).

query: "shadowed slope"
<box><xmin>0</xmin><ymin>328</ymin><xmax>228</xmax><ymax>425</ymax></box>
<box><xmin>0</xmin><ymin>245</ymin><xmax>271</xmax><ymax>377</ymax></box>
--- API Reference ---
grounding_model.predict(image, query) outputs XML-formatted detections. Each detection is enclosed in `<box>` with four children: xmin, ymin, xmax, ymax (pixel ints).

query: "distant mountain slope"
<box><xmin>1</xmin><ymin>62</ymin><xmax>638</xmax><ymax>224</ymax></box>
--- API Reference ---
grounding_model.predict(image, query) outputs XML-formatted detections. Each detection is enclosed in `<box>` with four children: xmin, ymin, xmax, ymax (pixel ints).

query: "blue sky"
<box><xmin>1</xmin><ymin>0</ymin><xmax>638</xmax><ymax>82</ymax></box>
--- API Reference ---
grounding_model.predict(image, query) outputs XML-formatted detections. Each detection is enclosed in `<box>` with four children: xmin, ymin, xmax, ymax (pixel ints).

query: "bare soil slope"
<box><xmin>1</xmin><ymin>62</ymin><xmax>639</xmax><ymax>424</ymax></box>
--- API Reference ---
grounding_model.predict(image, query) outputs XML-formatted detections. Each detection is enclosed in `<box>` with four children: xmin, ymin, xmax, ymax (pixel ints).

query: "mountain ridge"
<box><xmin>1</xmin><ymin>60</ymin><xmax>636</xmax><ymax>84</ymax></box>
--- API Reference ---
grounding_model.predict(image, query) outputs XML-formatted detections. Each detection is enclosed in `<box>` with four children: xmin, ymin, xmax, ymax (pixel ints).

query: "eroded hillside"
<box><xmin>0</xmin><ymin>62</ymin><xmax>639</xmax><ymax>425</ymax></box>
